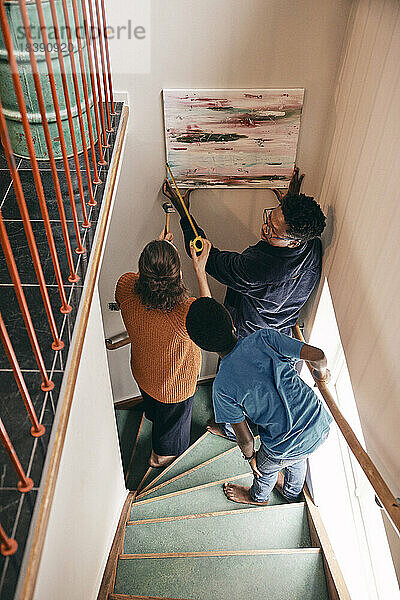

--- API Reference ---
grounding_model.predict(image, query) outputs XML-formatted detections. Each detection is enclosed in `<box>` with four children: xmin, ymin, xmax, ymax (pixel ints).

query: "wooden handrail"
<box><xmin>105</xmin><ymin>332</ymin><xmax>131</xmax><ymax>350</ymax></box>
<box><xmin>293</xmin><ymin>324</ymin><xmax>400</xmax><ymax>537</ymax></box>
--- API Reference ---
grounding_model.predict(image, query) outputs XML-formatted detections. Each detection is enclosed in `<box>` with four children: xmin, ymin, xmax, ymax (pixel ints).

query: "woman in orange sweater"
<box><xmin>115</xmin><ymin>232</ymin><xmax>211</xmax><ymax>468</ymax></box>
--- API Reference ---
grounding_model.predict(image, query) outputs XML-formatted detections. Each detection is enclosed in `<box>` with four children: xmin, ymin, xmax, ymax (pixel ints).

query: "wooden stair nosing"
<box><xmin>138</xmin><ymin>432</ymin><xmax>210</xmax><ymax>495</ymax></box>
<box><xmin>127</xmin><ymin>501</ymin><xmax>305</xmax><ymax>526</ymax></box>
<box><xmin>125</xmin><ymin>412</ymin><xmax>145</xmax><ymax>485</ymax></box>
<box><xmin>136</xmin><ymin>466</ymin><xmax>153</xmax><ymax>494</ymax></box>
<box><xmin>136</xmin><ymin>445</ymin><xmax>239</xmax><ymax>499</ymax></box>
<box><xmin>119</xmin><ymin>548</ymin><xmax>322</xmax><ymax>560</ymax></box>
<box><xmin>133</xmin><ymin>472</ymin><xmax>253</xmax><ymax>506</ymax></box>
<box><xmin>114</xmin><ymin>394</ymin><xmax>144</xmax><ymax>410</ymax></box>
<box><xmin>110</xmin><ymin>595</ymin><xmax>195</xmax><ymax>600</ymax></box>
<box><xmin>96</xmin><ymin>491</ymin><xmax>136</xmax><ymax>600</ymax></box>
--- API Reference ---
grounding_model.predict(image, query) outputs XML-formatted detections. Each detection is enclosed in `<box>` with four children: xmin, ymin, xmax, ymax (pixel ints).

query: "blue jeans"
<box><xmin>249</xmin><ymin>444</ymin><xmax>308</xmax><ymax>503</ymax></box>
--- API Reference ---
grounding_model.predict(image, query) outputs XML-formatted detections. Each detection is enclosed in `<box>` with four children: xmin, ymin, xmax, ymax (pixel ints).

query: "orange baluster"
<box><xmin>18</xmin><ymin>0</ymin><xmax>80</xmax><ymax>283</ymax></box>
<box><xmin>100</xmin><ymin>0</ymin><xmax>115</xmax><ymax>114</ymax></box>
<box><xmin>87</xmin><ymin>0</ymin><xmax>109</xmax><ymax>147</ymax></box>
<box><xmin>80</xmin><ymin>0</ymin><xmax>107</xmax><ymax>165</ymax></box>
<box><xmin>0</xmin><ymin>211</ymin><xmax>55</xmax><ymax>391</ymax></box>
<box><xmin>0</xmin><ymin>98</ymin><xmax>64</xmax><ymax>352</ymax></box>
<box><xmin>0</xmin><ymin>313</ymin><xmax>45</xmax><ymax>438</ymax></box>
<box><xmin>0</xmin><ymin>3</ymin><xmax>72</xmax><ymax>314</ymax></box>
<box><xmin>0</xmin><ymin>524</ymin><xmax>18</xmax><ymax>556</ymax></box>
<box><xmin>0</xmin><ymin>418</ymin><xmax>34</xmax><ymax>492</ymax></box>
<box><xmin>57</xmin><ymin>0</ymin><xmax>98</xmax><ymax>205</ymax></box>
<box><xmin>34</xmin><ymin>0</ymin><xmax>86</xmax><ymax>254</ymax></box>
<box><xmin>70</xmin><ymin>0</ymin><xmax>102</xmax><ymax>184</ymax></box>
<box><xmin>94</xmin><ymin>0</ymin><xmax>113</xmax><ymax>132</ymax></box>
<box><xmin>47</xmin><ymin>0</ymin><xmax>92</xmax><ymax>229</ymax></box>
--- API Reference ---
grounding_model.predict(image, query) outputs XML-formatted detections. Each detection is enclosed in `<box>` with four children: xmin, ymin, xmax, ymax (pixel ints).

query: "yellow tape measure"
<box><xmin>166</xmin><ymin>163</ymin><xmax>203</xmax><ymax>253</ymax></box>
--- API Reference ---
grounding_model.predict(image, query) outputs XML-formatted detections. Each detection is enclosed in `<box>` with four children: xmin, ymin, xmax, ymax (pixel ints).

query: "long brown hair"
<box><xmin>134</xmin><ymin>240</ymin><xmax>187</xmax><ymax>311</ymax></box>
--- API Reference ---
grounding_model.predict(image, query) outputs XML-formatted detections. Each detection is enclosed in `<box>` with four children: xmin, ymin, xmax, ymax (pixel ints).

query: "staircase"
<box><xmin>101</xmin><ymin>384</ymin><xmax>342</xmax><ymax>600</ymax></box>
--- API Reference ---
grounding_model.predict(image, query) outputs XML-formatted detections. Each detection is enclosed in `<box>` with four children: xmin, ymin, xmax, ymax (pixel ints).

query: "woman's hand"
<box><xmin>158</xmin><ymin>229</ymin><xmax>174</xmax><ymax>243</ymax></box>
<box><xmin>190</xmin><ymin>238</ymin><xmax>211</xmax><ymax>272</ymax></box>
<box><xmin>191</xmin><ymin>239</ymin><xmax>212</xmax><ymax>297</ymax></box>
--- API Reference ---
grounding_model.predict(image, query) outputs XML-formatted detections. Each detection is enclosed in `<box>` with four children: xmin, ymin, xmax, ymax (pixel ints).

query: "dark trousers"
<box><xmin>139</xmin><ymin>387</ymin><xmax>194</xmax><ymax>456</ymax></box>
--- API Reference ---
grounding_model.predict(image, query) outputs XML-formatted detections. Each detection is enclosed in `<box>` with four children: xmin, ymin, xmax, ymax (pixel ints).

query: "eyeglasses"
<box><xmin>262</xmin><ymin>208</ymin><xmax>294</xmax><ymax>242</ymax></box>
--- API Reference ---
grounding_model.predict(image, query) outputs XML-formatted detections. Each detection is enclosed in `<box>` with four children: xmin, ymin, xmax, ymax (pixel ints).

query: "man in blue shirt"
<box><xmin>186</xmin><ymin>297</ymin><xmax>332</xmax><ymax>505</ymax></box>
<box><xmin>164</xmin><ymin>168</ymin><xmax>326</xmax><ymax>339</ymax></box>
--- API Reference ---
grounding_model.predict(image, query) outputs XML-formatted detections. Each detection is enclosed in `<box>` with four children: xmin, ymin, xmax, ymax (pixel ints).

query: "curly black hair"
<box><xmin>281</xmin><ymin>193</ymin><xmax>326</xmax><ymax>242</ymax></box>
<box><xmin>134</xmin><ymin>240</ymin><xmax>187</xmax><ymax>311</ymax></box>
<box><xmin>186</xmin><ymin>297</ymin><xmax>236</xmax><ymax>353</ymax></box>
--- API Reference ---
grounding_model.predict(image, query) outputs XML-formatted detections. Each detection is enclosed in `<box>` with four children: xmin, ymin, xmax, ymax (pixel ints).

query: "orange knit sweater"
<box><xmin>115</xmin><ymin>273</ymin><xmax>201</xmax><ymax>404</ymax></box>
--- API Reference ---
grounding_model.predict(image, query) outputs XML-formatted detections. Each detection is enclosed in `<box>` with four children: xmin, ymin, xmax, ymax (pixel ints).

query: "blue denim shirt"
<box><xmin>213</xmin><ymin>328</ymin><xmax>332</xmax><ymax>459</ymax></box>
<box><xmin>180</xmin><ymin>216</ymin><xmax>322</xmax><ymax>337</ymax></box>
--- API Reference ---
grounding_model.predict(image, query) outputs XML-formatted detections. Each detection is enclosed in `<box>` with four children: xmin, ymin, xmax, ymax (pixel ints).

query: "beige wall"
<box><xmin>32</xmin><ymin>289</ymin><xmax>127</xmax><ymax>600</ymax></box>
<box><xmin>100</xmin><ymin>0</ymin><xmax>351</xmax><ymax>401</ymax></box>
<box><xmin>314</xmin><ymin>0</ymin><xmax>400</xmax><ymax>574</ymax></box>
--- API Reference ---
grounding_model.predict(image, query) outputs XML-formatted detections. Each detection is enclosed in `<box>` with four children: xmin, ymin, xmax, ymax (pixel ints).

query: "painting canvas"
<box><xmin>163</xmin><ymin>89</ymin><xmax>304</xmax><ymax>188</ymax></box>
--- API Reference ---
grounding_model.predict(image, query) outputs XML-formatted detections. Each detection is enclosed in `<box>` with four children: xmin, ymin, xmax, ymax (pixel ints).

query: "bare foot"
<box><xmin>223</xmin><ymin>483</ymin><xmax>269</xmax><ymax>506</ymax></box>
<box><xmin>206</xmin><ymin>419</ymin><xmax>231</xmax><ymax>439</ymax></box>
<box><xmin>148</xmin><ymin>450</ymin><xmax>176</xmax><ymax>468</ymax></box>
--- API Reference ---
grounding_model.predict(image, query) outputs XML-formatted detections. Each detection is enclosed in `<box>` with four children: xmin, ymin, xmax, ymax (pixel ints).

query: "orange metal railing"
<box><xmin>0</xmin><ymin>0</ymin><xmax>116</xmax><ymax>547</ymax></box>
<box><xmin>0</xmin><ymin>523</ymin><xmax>18</xmax><ymax>557</ymax></box>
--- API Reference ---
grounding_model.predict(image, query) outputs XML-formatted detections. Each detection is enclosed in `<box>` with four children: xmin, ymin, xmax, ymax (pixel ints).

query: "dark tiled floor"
<box><xmin>0</xmin><ymin>173</ymin><xmax>11</xmax><ymax>203</ymax></box>
<box><xmin>0</xmin><ymin>221</ymin><xmax>88</xmax><ymax>285</ymax></box>
<box><xmin>0</xmin><ymin>285</ymin><xmax>79</xmax><ymax>371</ymax></box>
<box><xmin>0</xmin><ymin>102</ymin><xmax>123</xmax><ymax>600</ymax></box>
<box><xmin>1</xmin><ymin>169</ymin><xmax>90</xmax><ymax>222</ymax></box>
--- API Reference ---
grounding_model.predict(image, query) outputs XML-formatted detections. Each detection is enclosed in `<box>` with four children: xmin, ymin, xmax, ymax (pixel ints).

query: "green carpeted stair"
<box><xmin>124</xmin><ymin>504</ymin><xmax>311</xmax><ymax>553</ymax></box>
<box><xmin>115</xmin><ymin>552</ymin><xmax>327</xmax><ymax>600</ymax></box>
<box><xmin>111</xmin><ymin>384</ymin><xmax>331</xmax><ymax>600</ymax></box>
<box><xmin>138</xmin><ymin>431</ymin><xmax>236</xmax><ymax>495</ymax></box>
<box><xmin>136</xmin><ymin>444</ymin><xmax>256</xmax><ymax>501</ymax></box>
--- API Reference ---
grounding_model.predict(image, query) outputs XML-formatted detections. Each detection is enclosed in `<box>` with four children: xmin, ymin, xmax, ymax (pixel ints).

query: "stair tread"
<box><xmin>123</xmin><ymin>384</ymin><xmax>216</xmax><ymax>493</ymax></box>
<box><xmin>140</xmin><ymin>432</ymin><xmax>235</xmax><ymax>494</ymax></box>
<box><xmin>138</xmin><ymin>446</ymin><xmax>252</xmax><ymax>500</ymax></box>
<box><xmin>110</xmin><ymin>595</ymin><xmax>194</xmax><ymax>600</ymax></box>
<box><xmin>115</xmin><ymin>551</ymin><xmax>329</xmax><ymax>599</ymax></box>
<box><xmin>131</xmin><ymin>474</ymin><xmax>286</xmax><ymax>521</ymax></box>
<box><xmin>124</xmin><ymin>503</ymin><xmax>310</xmax><ymax>553</ymax></box>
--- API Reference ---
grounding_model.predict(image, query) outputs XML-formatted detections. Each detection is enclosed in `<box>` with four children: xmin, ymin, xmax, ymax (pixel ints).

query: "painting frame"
<box><xmin>162</xmin><ymin>88</ymin><xmax>305</xmax><ymax>189</ymax></box>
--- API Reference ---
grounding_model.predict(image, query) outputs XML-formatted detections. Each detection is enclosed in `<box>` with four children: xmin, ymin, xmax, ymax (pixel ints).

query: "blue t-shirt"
<box><xmin>213</xmin><ymin>328</ymin><xmax>332</xmax><ymax>459</ymax></box>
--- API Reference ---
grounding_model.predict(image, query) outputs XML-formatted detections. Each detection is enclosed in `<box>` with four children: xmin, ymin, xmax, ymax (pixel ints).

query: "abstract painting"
<box><xmin>163</xmin><ymin>89</ymin><xmax>304</xmax><ymax>188</ymax></box>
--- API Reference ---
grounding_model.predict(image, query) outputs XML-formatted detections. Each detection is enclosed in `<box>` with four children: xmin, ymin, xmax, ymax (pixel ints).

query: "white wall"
<box><xmin>314</xmin><ymin>0</ymin><xmax>400</xmax><ymax>578</ymax></box>
<box><xmin>32</xmin><ymin>289</ymin><xmax>127</xmax><ymax>600</ymax></box>
<box><xmin>100</xmin><ymin>0</ymin><xmax>351</xmax><ymax>402</ymax></box>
